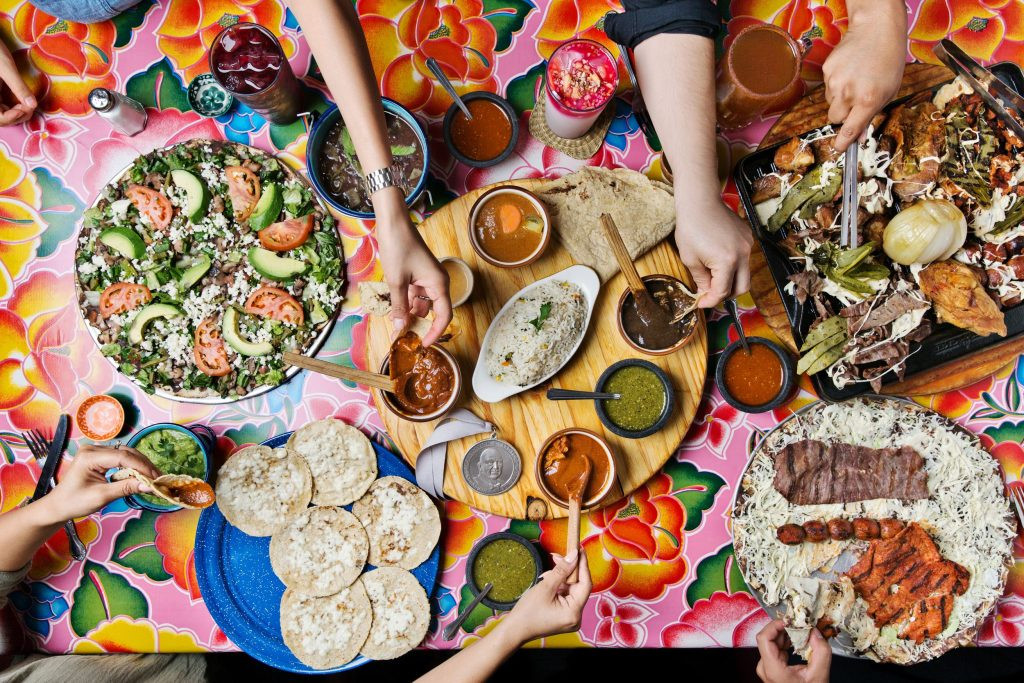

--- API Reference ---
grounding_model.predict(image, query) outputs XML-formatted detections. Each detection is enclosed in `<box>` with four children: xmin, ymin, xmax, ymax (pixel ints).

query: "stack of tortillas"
<box><xmin>213</xmin><ymin>418</ymin><xmax>440</xmax><ymax>669</ymax></box>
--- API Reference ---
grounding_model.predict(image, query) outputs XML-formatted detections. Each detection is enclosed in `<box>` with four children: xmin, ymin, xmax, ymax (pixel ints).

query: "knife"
<box><xmin>29</xmin><ymin>414</ymin><xmax>68</xmax><ymax>503</ymax></box>
<box><xmin>933</xmin><ymin>39</ymin><xmax>1024</xmax><ymax>141</ymax></box>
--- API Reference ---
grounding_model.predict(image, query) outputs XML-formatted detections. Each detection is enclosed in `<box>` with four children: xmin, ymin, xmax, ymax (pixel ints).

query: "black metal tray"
<box><xmin>734</xmin><ymin>62</ymin><xmax>1024</xmax><ymax>402</ymax></box>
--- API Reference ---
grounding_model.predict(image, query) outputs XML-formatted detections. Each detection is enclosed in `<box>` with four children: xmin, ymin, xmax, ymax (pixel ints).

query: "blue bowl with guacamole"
<box><xmin>123</xmin><ymin>423</ymin><xmax>215</xmax><ymax>512</ymax></box>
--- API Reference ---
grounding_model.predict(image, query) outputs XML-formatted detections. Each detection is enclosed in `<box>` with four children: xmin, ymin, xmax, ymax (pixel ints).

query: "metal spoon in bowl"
<box><xmin>547</xmin><ymin>389</ymin><xmax>620</xmax><ymax>401</ymax></box>
<box><xmin>443</xmin><ymin>582</ymin><xmax>493</xmax><ymax>640</ymax></box>
<box><xmin>723</xmin><ymin>298</ymin><xmax>751</xmax><ymax>355</ymax></box>
<box><xmin>426</xmin><ymin>58</ymin><xmax>473</xmax><ymax>121</ymax></box>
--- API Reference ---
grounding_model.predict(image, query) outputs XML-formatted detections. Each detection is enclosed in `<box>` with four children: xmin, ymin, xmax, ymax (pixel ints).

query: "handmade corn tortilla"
<box><xmin>352</xmin><ymin>476</ymin><xmax>440</xmax><ymax>569</ymax></box>
<box><xmin>536</xmin><ymin>167</ymin><xmax>676</xmax><ymax>282</ymax></box>
<box><xmin>280</xmin><ymin>583</ymin><xmax>372</xmax><ymax>670</ymax></box>
<box><xmin>269</xmin><ymin>506</ymin><xmax>369</xmax><ymax>597</ymax></box>
<box><xmin>214</xmin><ymin>445</ymin><xmax>312</xmax><ymax>537</ymax></box>
<box><xmin>359</xmin><ymin>567</ymin><xmax>430</xmax><ymax>660</ymax></box>
<box><xmin>110</xmin><ymin>469</ymin><xmax>215</xmax><ymax>509</ymax></box>
<box><xmin>286</xmin><ymin>418</ymin><xmax>377</xmax><ymax>506</ymax></box>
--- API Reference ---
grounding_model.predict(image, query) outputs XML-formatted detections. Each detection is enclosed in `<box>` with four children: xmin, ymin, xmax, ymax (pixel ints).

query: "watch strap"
<box><xmin>364</xmin><ymin>166</ymin><xmax>398</xmax><ymax>197</ymax></box>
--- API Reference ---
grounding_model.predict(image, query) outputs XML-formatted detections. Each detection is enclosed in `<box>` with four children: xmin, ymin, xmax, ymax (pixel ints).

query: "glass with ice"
<box><xmin>209</xmin><ymin>22</ymin><xmax>302</xmax><ymax>124</ymax></box>
<box><xmin>544</xmin><ymin>40</ymin><xmax>618</xmax><ymax>140</ymax></box>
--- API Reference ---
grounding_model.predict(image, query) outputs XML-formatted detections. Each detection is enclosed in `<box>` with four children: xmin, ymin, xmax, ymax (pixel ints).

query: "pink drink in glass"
<box><xmin>209</xmin><ymin>22</ymin><xmax>302</xmax><ymax>124</ymax></box>
<box><xmin>544</xmin><ymin>39</ymin><xmax>618</xmax><ymax>139</ymax></box>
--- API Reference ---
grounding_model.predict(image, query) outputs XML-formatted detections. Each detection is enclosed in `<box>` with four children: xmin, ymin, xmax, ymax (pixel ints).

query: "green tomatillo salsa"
<box><xmin>601</xmin><ymin>365</ymin><xmax>666</xmax><ymax>432</ymax></box>
<box><xmin>472</xmin><ymin>538</ymin><xmax>536</xmax><ymax>604</ymax></box>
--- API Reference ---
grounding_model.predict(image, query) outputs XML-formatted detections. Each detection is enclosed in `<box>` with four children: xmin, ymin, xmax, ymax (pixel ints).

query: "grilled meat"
<box><xmin>918</xmin><ymin>260</ymin><xmax>1007</xmax><ymax>337</ymax></box>
<box><xmin>772</xmin><ymin>439</ymin><xmax>930</xmax><ymax>505</ymax></box>
<box><xmin>774</xmin><ymin>136</ymin><xmax>815</xmax><ymax>173</ymax></box>
<box><xmin>883</xmin><ymin>102</ymin><xmax>945</xmax><ymax>201</ymax></box>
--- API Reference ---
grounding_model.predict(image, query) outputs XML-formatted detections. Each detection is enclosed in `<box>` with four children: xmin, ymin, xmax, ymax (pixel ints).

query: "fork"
<box><xmin>1010</xmin><ymin>485</ymin><xmax>1024</xmax><ymax>532</ymax></box>
<box><xmin>22</xmin><ymin>430</ymin><xmax>86</xmax><ymax>562</ymax></box>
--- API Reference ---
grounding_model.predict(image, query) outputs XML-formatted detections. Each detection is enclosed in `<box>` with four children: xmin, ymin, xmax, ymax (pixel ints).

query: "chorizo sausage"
<box><xmin>852</xmin><ymin>518</ymin><xmax>881</xmax><ymax>540</ymax></box>
<box><xmin>879</xmin><ymin>518</ymin><xmax>906</xmax><ymax>539</ymax></box>
<box><xmin>776</xmin><ymin>524</ymin><xmax>806</xmax><ymax>545</ymax></box>
<box><xmin>802</xmin><ymin>520</ymin><xmax>829</xmax><ymax>543</ymax></box>
<box><xmin>827</xmin><ymin>518</ymin><xmax>853</xmax><ymax>541</ymax></box>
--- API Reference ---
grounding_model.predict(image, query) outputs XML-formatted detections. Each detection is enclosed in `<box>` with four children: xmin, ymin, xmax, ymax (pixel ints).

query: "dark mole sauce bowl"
<box><xmin>443</xmin><ymin>92</ymin><xmax>519</xmax><ymax>168</ymax></box>
<box><xmin>378</xmin><ymin>332</ymin><xmax>461</xmax><ymax>422</ymax></box>
<box><xmin>466</xmin><ymin>532</ymin><xmax>542</xmax><ymax>611</ymax></box>
<box><xmin>715</xmin><ymin>337</ymin><xmax>796</xmax><ymax>413</ymax></box>
<box><xmin>617</xmin><ymin>274</ymin><xmax>698</xmax><ymax>355</ymax></box>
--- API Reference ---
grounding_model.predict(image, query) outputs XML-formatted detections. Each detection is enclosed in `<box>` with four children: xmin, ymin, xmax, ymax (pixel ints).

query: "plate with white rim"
<box><xmin>472</xmin><ymin>264</ymin><xmax>600</xmax><ymax>403</ymax></box>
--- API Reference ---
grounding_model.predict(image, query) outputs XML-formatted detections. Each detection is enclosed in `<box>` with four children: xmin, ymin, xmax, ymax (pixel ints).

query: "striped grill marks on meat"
<box><xmin>845</xmin><ymin>523</ymin><xmax>969</xmax><ymax>644</ymax></box>
<box><xmin>772</xmin><ymin>439</ymin><xmax>929</xmax><ymax>505</ymax></box>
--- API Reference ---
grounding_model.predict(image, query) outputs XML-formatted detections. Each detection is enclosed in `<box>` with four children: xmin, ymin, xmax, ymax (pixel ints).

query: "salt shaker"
<box><xmin>88</xmin><ymin>88</ymin><xmax>147</xmax><ymax>136</ymax></box>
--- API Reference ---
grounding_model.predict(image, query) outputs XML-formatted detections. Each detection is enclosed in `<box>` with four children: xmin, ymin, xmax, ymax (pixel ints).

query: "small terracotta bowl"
<box><xmin>438</xmin><ymin>256</ymin><xmax>475</xmax><ymax>308</ymax></box>
<box><xmin>467</xmin><ymin>186</ymin><xmax>552</xmax><ymax>268</ymax></box>
<box><xmin>376</xmin><ymin>345</ymin><xmax>462</xmax><ymax>422</ymax></box>
<box><xmin>616</xmin><ymin>274</ymin><xmax>699</xmax><ymax>356</ymax></box>
<box><xmin>534</xmin><ymin>428</ymin><xmax>616</xmax><ymax>509</ymax></box>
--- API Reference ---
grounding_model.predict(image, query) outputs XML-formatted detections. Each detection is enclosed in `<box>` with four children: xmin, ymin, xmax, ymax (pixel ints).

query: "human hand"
<box><xmin>373</xmin><ymin>189</ymin><xmax>452</xmax><ymax>347</ymax></box>
<box><xmin>755</xmin><ymin>620</ymin><xmax>831</xmax><ymax>683</ymax></box>
<box><xmin>822</xmin><ymin>0</ymin><xmax>907</xmax><ymax>151</ymax></box>
<box><xmin>675</xmin><ymin>198</ymin><xmax>753</xmax><ymax>308</ymax></box>
<box><xmin>38</xmin><ymin>445</ymin><xmax>161</xmax><ymax>522</ymax></box>
<box><xmin>500</xmin><ymin>550</ymin><xmax>592</xmax><ymax>645</ymax></box>
<box><xmin>0</xmin><ymin>41</ymin><xmax>35</xmax><ymax>126</ymax></box>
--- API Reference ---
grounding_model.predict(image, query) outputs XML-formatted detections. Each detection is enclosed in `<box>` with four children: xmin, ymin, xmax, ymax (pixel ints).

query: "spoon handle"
<box><xmin>567</xmin><ymin>497</ymin><xmax>582</xmax><ymax>584</ymax></box>
<box><xmin>426</xmin><ymin>58</ymin><xmax>473</xmax><ymax>121</ymax></box>
<box><xmin>600</xmin><ymin>214</ymin><xmax>647</xmax><ymax>295</ymax></box>
<box><xmin>546</xmin><ymin>389</ymin><xmax>620</xmax><ymax>401</ymax></box>
<box><xmin>443</xmin><ymin>583</ymin><xmax>493</xmax><ymax>641</ymax></box>
<box><xmin>724</xmin><ymin>298</ymin><xmax>750</xmax><ymax>355</ymax></box>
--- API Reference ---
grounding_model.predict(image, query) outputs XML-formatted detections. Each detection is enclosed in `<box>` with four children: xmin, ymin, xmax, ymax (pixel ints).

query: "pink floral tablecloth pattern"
<box><xmin>0</xmin><ymin>0</ymin><xmax>1023</xmax><ymax>655</ymax></box>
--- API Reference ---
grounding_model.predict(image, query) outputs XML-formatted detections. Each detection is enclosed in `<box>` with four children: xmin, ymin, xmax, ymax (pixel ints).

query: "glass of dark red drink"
<box><xmin>544</xmin><ymin>39</ymin><xmax>618</xmax><ymax>139</ymax></box>
<box><xmin>209</xmin><ymin>22</ymin><xmax>303</xmax><ymax>124</ymax></box>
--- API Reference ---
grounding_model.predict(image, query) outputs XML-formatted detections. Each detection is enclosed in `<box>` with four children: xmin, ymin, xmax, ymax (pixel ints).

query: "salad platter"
<box><xmin>74</xmin><ymin>140</ymin><xmax>344</xmax><ymax>403</ymax></box>
<box><xmin>736</xmin><ymin>62</ymin><xmax>1024</xmax><ymax>401</ymax></box>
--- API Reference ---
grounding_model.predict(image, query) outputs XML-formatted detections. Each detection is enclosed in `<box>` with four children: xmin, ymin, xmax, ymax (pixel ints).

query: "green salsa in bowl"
<box><xmin>466</xmin><ymin>532</ymin><xmax>542</xmax><ymax>611</ymax></box>
<box><xmin>595</xmin><ymin>359</ymin><xmax>674</xmax><ymax>439</ymax></box>
<box><xmin>124</xmin><ymin>423</ymin><xmax>214</xmax><ymax>512</ymax></box>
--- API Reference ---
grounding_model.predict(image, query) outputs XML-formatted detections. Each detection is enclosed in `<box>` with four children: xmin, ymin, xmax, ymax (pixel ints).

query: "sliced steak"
<box><xmin>772</xmin><ymin>439</ymin><xmax>930</xmax><ymax>505</ymax></box>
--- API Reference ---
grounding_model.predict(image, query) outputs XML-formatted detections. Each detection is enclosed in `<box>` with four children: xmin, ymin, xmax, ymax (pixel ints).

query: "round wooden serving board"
<box><xmin>747</xmin><ymin>63</ymin><xmax>1024</xmax><ymax>396</ymax></box>
<box><xmin>365</xmin><ymin>179</ymin><xmax>707</xmax><ymax>520</ymax></box>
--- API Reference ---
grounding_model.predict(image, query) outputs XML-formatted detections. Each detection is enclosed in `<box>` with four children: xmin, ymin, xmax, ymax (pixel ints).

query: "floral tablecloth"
<box><xmin>1</xmin><ymin>0</ymin><xmax>1024</xmax><ymax>656</ymax></box>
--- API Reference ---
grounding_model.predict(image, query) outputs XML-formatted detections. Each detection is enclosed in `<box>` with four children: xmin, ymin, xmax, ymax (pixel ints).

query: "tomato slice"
<box><xmin>259</xmin><ymin>214</ymin><xmax>314</xmax><ymax>252</ymax></box>
<box><xmin>194</xmin><ymin>317</ymin><xmax>232</xmax><ymax>377</ymax></box>
<box><xmin>99</xmin><ymin>282</ymin><xmax>152</xmax><ymax>317</ymax></box>
<box><xmin>126</xmin><ymin>185</ymin><xmax>173</xmax><ymax>231</ymax></box>
<box><xmin>244</xmin><ymin>286</ymin><xmax>305</xmax><ymax>325</ymax></box>
<box><xmin>225</xmin><ymin>165</ymin><xmax>261</xmax><ymax>222</ymax></box>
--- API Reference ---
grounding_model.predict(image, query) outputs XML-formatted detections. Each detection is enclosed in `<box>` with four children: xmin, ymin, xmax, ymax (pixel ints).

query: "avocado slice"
<box><xmin>249</xmin><ymin>182</ymin><xmax>283</xmax><ymax>231</ymax></box>
<box><xmin>309</xmin><ymin>299</ymin><xmax>328</xmax><ymax>325</ymax></box>
<box><xmin>144</xmin><ymin>271</ymin><xmax>160</xmax><ymax>291</ymax></box>
<box><xmin>170</xmin><ymin>169</ymin><xmax>210</xmax><ymax>223</ymax></box>
<box><xmin>99</xmin><ymin>226</ymin><xmax>146</xmax><ymax>259</ymax></box>
<box><xmin>247</xmin><ymin>247</ymin><xmax>307</xmax><ymax>282</ymax></box>
<box><xmin>222</xmin><ymin>307</ymin><xmax>273</xmax><ymax>357</ymax></box>
<box><xmin>178</xmin><ymin>254</ymin><xmax>211</xmax><ymax>292</ymax></box>
<box><xmin>128</xmin><ymin>303</ymin><xmax>182</xmax><ymax>345</ymax></box>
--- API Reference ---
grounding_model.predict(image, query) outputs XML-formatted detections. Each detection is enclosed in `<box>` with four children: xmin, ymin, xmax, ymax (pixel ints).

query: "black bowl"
<box><xmin>715</xmin><ymin>337</ymin><xmax>797</xmax><ymax>413</ymax></box>
<box><xmin>442</xmin><ymin>91</ymin><xmax>519</xmax><ymax>168</ymax></box>
<box><xmin>465</xmin><ymin>531</ymin><xmax>543</xmax><ymax>611</ymax></box>
<box><xmin>594</xmin><ymin>359</ymin><xmax>675</xmax><ymax>439</ymax></box>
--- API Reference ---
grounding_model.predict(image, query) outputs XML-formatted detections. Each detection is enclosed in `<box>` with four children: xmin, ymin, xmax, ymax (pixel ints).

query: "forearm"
<box><xmin>633</xmin><ymin>34</ymin><xmax>720</xmax><ymax>210</ymax></box>
<box><xmin>415</xmin><ymin>621</ymin><xmax>523</xmax><ymax>683</ymax></box>
<box><xmin>0</xmin><ymin>497</ymin><xmax>63</xmax><ymax>571</ymax></box>
<box><xmin>286</xmin><ymin>0</ymin><xmax>407</xmax><ymax>226</ymax></box>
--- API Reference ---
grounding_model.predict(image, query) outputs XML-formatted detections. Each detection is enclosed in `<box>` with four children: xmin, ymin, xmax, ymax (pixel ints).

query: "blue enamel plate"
<box><xmin>195</xmin><ymin>432</ymin><xmax>440</xmax><ymax>674</ymax></box>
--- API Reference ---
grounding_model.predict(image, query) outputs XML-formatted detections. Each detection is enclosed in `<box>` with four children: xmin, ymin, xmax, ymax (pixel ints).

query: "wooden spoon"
<box><xmin>284</xmin><ymin>352</ymin><xmax>396</xmax><ymax>392</ymax></box>
<box><xmin>565</xmin><ymin>455</ymin><xmax>592</xmax><ymax>584</ymax></box>
<box><xmin>599</xmin><ymin>213</ymin><xmax>672</xmax><ymax>328</ymax></box>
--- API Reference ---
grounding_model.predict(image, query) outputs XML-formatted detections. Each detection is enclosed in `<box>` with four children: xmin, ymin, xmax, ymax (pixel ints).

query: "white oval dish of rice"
<box><xmin>473</xmin><ymin>265</ymin><xmax>599</xmax><ymax>403</ymax></box>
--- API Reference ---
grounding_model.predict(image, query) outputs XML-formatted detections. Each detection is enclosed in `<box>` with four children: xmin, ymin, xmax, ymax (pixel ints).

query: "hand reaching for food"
<box><xmin>0</xmin><ymin>40</ymin><xmax>35</xmax><ymax>126</ymax></box>
<box><xmin>674</xmin><ymin>199</ymin><xmax>754</xmax><ymax>308</ymax></box>
<box><xmin>822</xmin><ymin>0</ymin><xmax>907</xmax><ymax>152</ymax></box>
<box><xmin>755</xmin><ymin>619</ymin><xmax>831</xmax><ymax>683</ymax></box>
<box><xmin>500</xmin><ymin>550</ymin><xmax>592</xmax><ymax>644</ymax></box>
<box><xmin>374</xmin><ymin>189</ymin><xmax>452</xmax><ymax>348</ymax></box>
<box><xmin>44</xmin><ymin>445</ymin><xmax>161</xmax><ymax>521</ymax></box>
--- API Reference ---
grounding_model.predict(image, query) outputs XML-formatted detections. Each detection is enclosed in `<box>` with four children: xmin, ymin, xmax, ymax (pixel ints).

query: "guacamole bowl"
<box><xmin>122</xmin><ymin>423</ymin><xmax>215</xmax><ymax>512</ymax></box>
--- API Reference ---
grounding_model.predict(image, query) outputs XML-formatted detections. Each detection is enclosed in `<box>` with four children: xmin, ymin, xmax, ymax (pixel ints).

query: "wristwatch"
<box><xmin>364</xmin><ymin>166</ymin><xmax>399</xmax><ymax>197</ymax></box>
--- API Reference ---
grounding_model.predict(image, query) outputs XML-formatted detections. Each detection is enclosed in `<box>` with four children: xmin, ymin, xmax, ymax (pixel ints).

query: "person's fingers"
<box><xmin>540</xmin><ymin>552</ymin><xmax>578</xmax><ymax>592</ymax></box>
<box><xmin>755</xmin><ymin>620</ymin><xmax>786</xmax><ymax>662</ymax></box>
<box><xmin>731</xmin><ymin>251</ymin><xmax>752</xmax><ymax>298</ymax></box>
<box><xmin>568</xmin><ymin>550</ymin><xmax>592</xmax><ymax>602</ymax></box>
<box><xmin>754</xmin><ymin>659</ymin><xmax>766</xmax><ymax>682</ymax></box>
<box><xmin>408</xmin><ymin>291</ymin><xmax>430</xmax><ymax>319</ymax></box>
<box><xmin>682</xmin><ymin>258</ymin><xmax>713</xmax><ymax>306</ymax></box>
<box><xmin>0</xmin><ymin>106</ymin><xmax>22</xmax><ymax>126</ymax></box>
<box><xmin>806</xmin><ymin>628</ymin><xmax>833</xmax><ymax>679</ymax></box>
<box><xmin>700</xmin><ymin>262</ymin><xmax>736</xmax><ymax>309</ymax></box>
<box><xmin>101</xmin><ymin>477</ymin><xmax>149</xmax><ymax>504</ymax></box>
<box><xmin>827</xmin><ymin>95</ymin><xmax>853</xmax><ymax>129</ymax></box>
<box><xmin>835</xmin><ymin>102</ymin><xmax>877</xmax><ymax>153</ymax></box>
<box><xmin>388</xmin><ymin>281</ymin><xmax>410</xmax><ymax>338</ymax></box>
<box><xmin>85</xmin><ymin>446</ymin><xmax>161</xmax><ymax>478</ymax></box>
<box><xmin>422</xmin><ymin>289</ymin><xmax>452</xmax><ymax>348</ymax></box>
<box><xmin>0</xmin><ymin>60</ymin><xmax>36</xmax><ymax>110</ymax></box>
